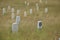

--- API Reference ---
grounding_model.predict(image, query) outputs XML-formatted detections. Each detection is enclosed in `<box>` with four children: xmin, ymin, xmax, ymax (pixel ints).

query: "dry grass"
<box><xmin>0</xmin><ymin>0</ymin><xmax>60</xmax><ymax>40</ymax></box>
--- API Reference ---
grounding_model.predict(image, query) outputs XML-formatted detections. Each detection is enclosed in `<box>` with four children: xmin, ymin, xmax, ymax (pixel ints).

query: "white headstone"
<box><xmin>17</xmin><ymin>10</ymin><xmax>20</xmax><ymax>15</ymax></box>
<box><xmin>59</xmin><ymin>38</ymin><xmax>60</xmax><ymax>40</ymax></box>
<box><xmin>45</xmin><ymin>8</ymin><xmax>48</xmax><ymax>13</ymax></box>
<box><xmin>11</xmin><ymin>8</ymin><xmax>14</xmax><ymax>13</ymax></box>
<box><xmin>12</xmin><ymin>23</ymin><xmax>18</xmax><ymax>33</ymax></box>
<box><xmin>11</xmin><ymin>13</ymin><xmax>15</xmax><ymax>19</ymax></box>
<box><xmin>25</xmin><ymin>1</ymin><xmax>27</xmax><ymax>5</ymax></box>
<box><xmin>36</xmin><ymin>3</ymin><xmax>38</xmax><ymax>7</ymax></box>
<box><xmin>27</xmin><ymin>2</ymin><xmax>29</xmax><ymax>6</ymax></box>
<box><xmin>36</xmin><ymin>3</ymin><xmax>39</xmax><ymax>11</ymax></box>
<box><xmin>40</xmin><ymin>0</ymin><xmax>42</xmax><ymax>3</ymax></box>
<box><xmin>2</xmin><ymin>8</ymin><xmax>6</xmax><ymax>15</ymax></box>
<box><xmin>37</xmin><ymin>21</ymin><xmax>42</xmax><ymax>29</ymax></box>
<box><xmin>36</xmin><ymin>6</ymin><xmax>39</xmax><ymax>11</ymax></box>
<box><xmin>30</xmin><ymin>9</ymin><xmax>32</xmax><ymax>14</ymax></box>
<box><xmin>8</xmin><ymin>5</ymin><xmax>11</xmax><ymax>10</ymax></box>
<box><xmin>24</xmin><ymin>11</ymin><xmax>27</xmax><ymax>17</ymax></box>
<box><xmin>16</xmin><ymin>16</ymin><xmax>20</xmax><ymax>24</ymax></box>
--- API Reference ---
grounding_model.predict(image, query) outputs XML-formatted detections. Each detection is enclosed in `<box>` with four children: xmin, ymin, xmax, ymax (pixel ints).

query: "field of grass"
<box><xmin>0</xmin><ymin>0</ymin><xmax>60</xmax><ymax>40</ymax></box>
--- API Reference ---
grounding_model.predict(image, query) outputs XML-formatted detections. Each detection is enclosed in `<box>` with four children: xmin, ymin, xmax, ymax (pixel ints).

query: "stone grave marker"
<box><xmin>8</xmin><ymin>5</ymin><xmax>11</xmax><ymax>10</ymax></box>
<box><xmin>30</xmin><ymin>9</ymin><xmax>32</xmax><ymax>14</ymax></box>
<box><xmin>27</xmin><ymin>2</ymin><xmax>29</xmax><ymax>6</ymax></box>
<box><xmin>45</xmin><ymin>7</ymin><xmax>48</xmax><ymax>13</ymax></box>
<box><xmin>16</xmin><ymin>16</ymin><xmax>20</xmax><ymax>24</ymax></box>
<box><xmin>40</xmin><ymin>0</ymin><xmax>42</xmax><ymax>3</ymax></box>
<box><xmin>17</xmin><ymin>9</ymin><xmax>20</xmax><ymax>15</ymax></box>
<box><xmin>2</xmin><ymin>8</ymin><xmax>6</xmax><ymax>15</ymax></box>
<box><xmin>24</xmin><ymin>11</ymin><xmax>27</xmax><ymax>17</ymax></box>
<box><xmin>11</xmin><ymin>12</ymin><xmax>15</xmax><ymax>20</ymax></box>
<box><xmin>36</xmin><ymin>6</ymin><xmax>39</xmax><ymax>11</ymax></box>
<box><xmin>36</xmin><ymin>3</ymin><xmax>39</xmax><ymax>11</ymax></box>
<box><xmin>59</xmin><ymin>38</ymin><xmax>60</xmax><ymax>40</ymax></box>
<box><xmin>37</xmin><ymin>21</ymin><xmax>42</xmax><ymax>29</ymax></box>
<box><xmin>12</xmin><ymin>23</ymin><xmax>18</xmax><ymax>33</ymax></box>
<box><xmin>25</xmin><ymin>1</ymin><xmax>27</xmax><ymax>5</ymax></box>
<box><xmin>11</xmin><ymin>8</ymin><xmax>14</xmax><ymax>13</ymax></box>
<box><xmin>36</xmin><ymin>3</ymin><xmax>38</xmax><ymax>7</ymax></box>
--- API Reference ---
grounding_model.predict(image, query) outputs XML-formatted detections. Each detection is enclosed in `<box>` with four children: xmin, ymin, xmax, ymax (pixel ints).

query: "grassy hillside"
<box><xmin>0</xmin><ymin>0</ymin><xmax>60</xmax><ymax>40</ymax></box>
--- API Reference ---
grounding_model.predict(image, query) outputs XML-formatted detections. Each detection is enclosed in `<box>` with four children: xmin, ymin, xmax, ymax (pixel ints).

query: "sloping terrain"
<box><xmin>0</xmin><ymin>0</ymin><xmax>60</xmax><ymax>40</ymax></box>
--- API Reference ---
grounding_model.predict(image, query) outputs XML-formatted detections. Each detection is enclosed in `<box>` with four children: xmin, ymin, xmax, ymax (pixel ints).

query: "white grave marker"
<box><xmin>2</xmin><ymin>8</ymin><xmax>6</xmax><ymax>15</ymax></box>
<box><xmin>25</xmin><ymin>1</ymin><xmax>27</xmax><ymax>5</ymax></box>
<box><xmin>27</xmin><ymin>2</ymin><xmax>29</xmax><ymax>6</ymax></box>
<box><xmin>16</xmin><ymin>16</ymin><xmax>20</xmax><ymax>24</ymax></box>
<box><xmin>12</xmin><ymin>23</ymin><xmax>18</xmax><ymax>33</ymax></box>
<box><xmin>24</xmin><ymin>11</ymin><xmax>27</xmax><ymax>17</ymax></box>
<box><xmin>11</xmin><ymin>8</ymin><xmax>14</xmax><ymax>13</ymax></box>
<box><xmin>30</xmin><ymin>9</ymin><xmax>32</xmax><ymax>14</ymax></box>
<box><xmin>40</xmin><ymin>0</ymin><xmax>42</xmax><ymax>3</ymax></box>
<box><xmin>36</xmin><ymin>6</ymin><xmax>39</xmax><ymax>11</ymax></box>
<box><xmin>11</xmin><ymin>13</ymin><xmax>15</xmax><ymax>19</ymax></box>
<box><xmin>36</xmin><ymin>3</ymin><xmax>39</xmax><ymax>11</ymax></box>
<box><xmin>8</xmin><ymin>5</ymin><xmax>11</xmax><ymax>10</ymax></box>
<box><xmin>37</xmin><ymin>21</ymin><xmax>42</xmax><ymax>29</ymax></box>
<box><xmin>59</xmin><ymin>38</ymin><xmax>60</xmax><ymax>40</ymax></box>
<box><xmin>36</xmin><ymin>3</ymin><xmax>38</xmax><ymax>7</ymax></box>
<box><xmin>45</xmin><ymin>7</ymin><xmax>48</xmax><ymax>13</ymax></box>
<box><xmin>17</xmin><ymin>9</ymin><xmax>20</xmax><ymax>15</ymax></box>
